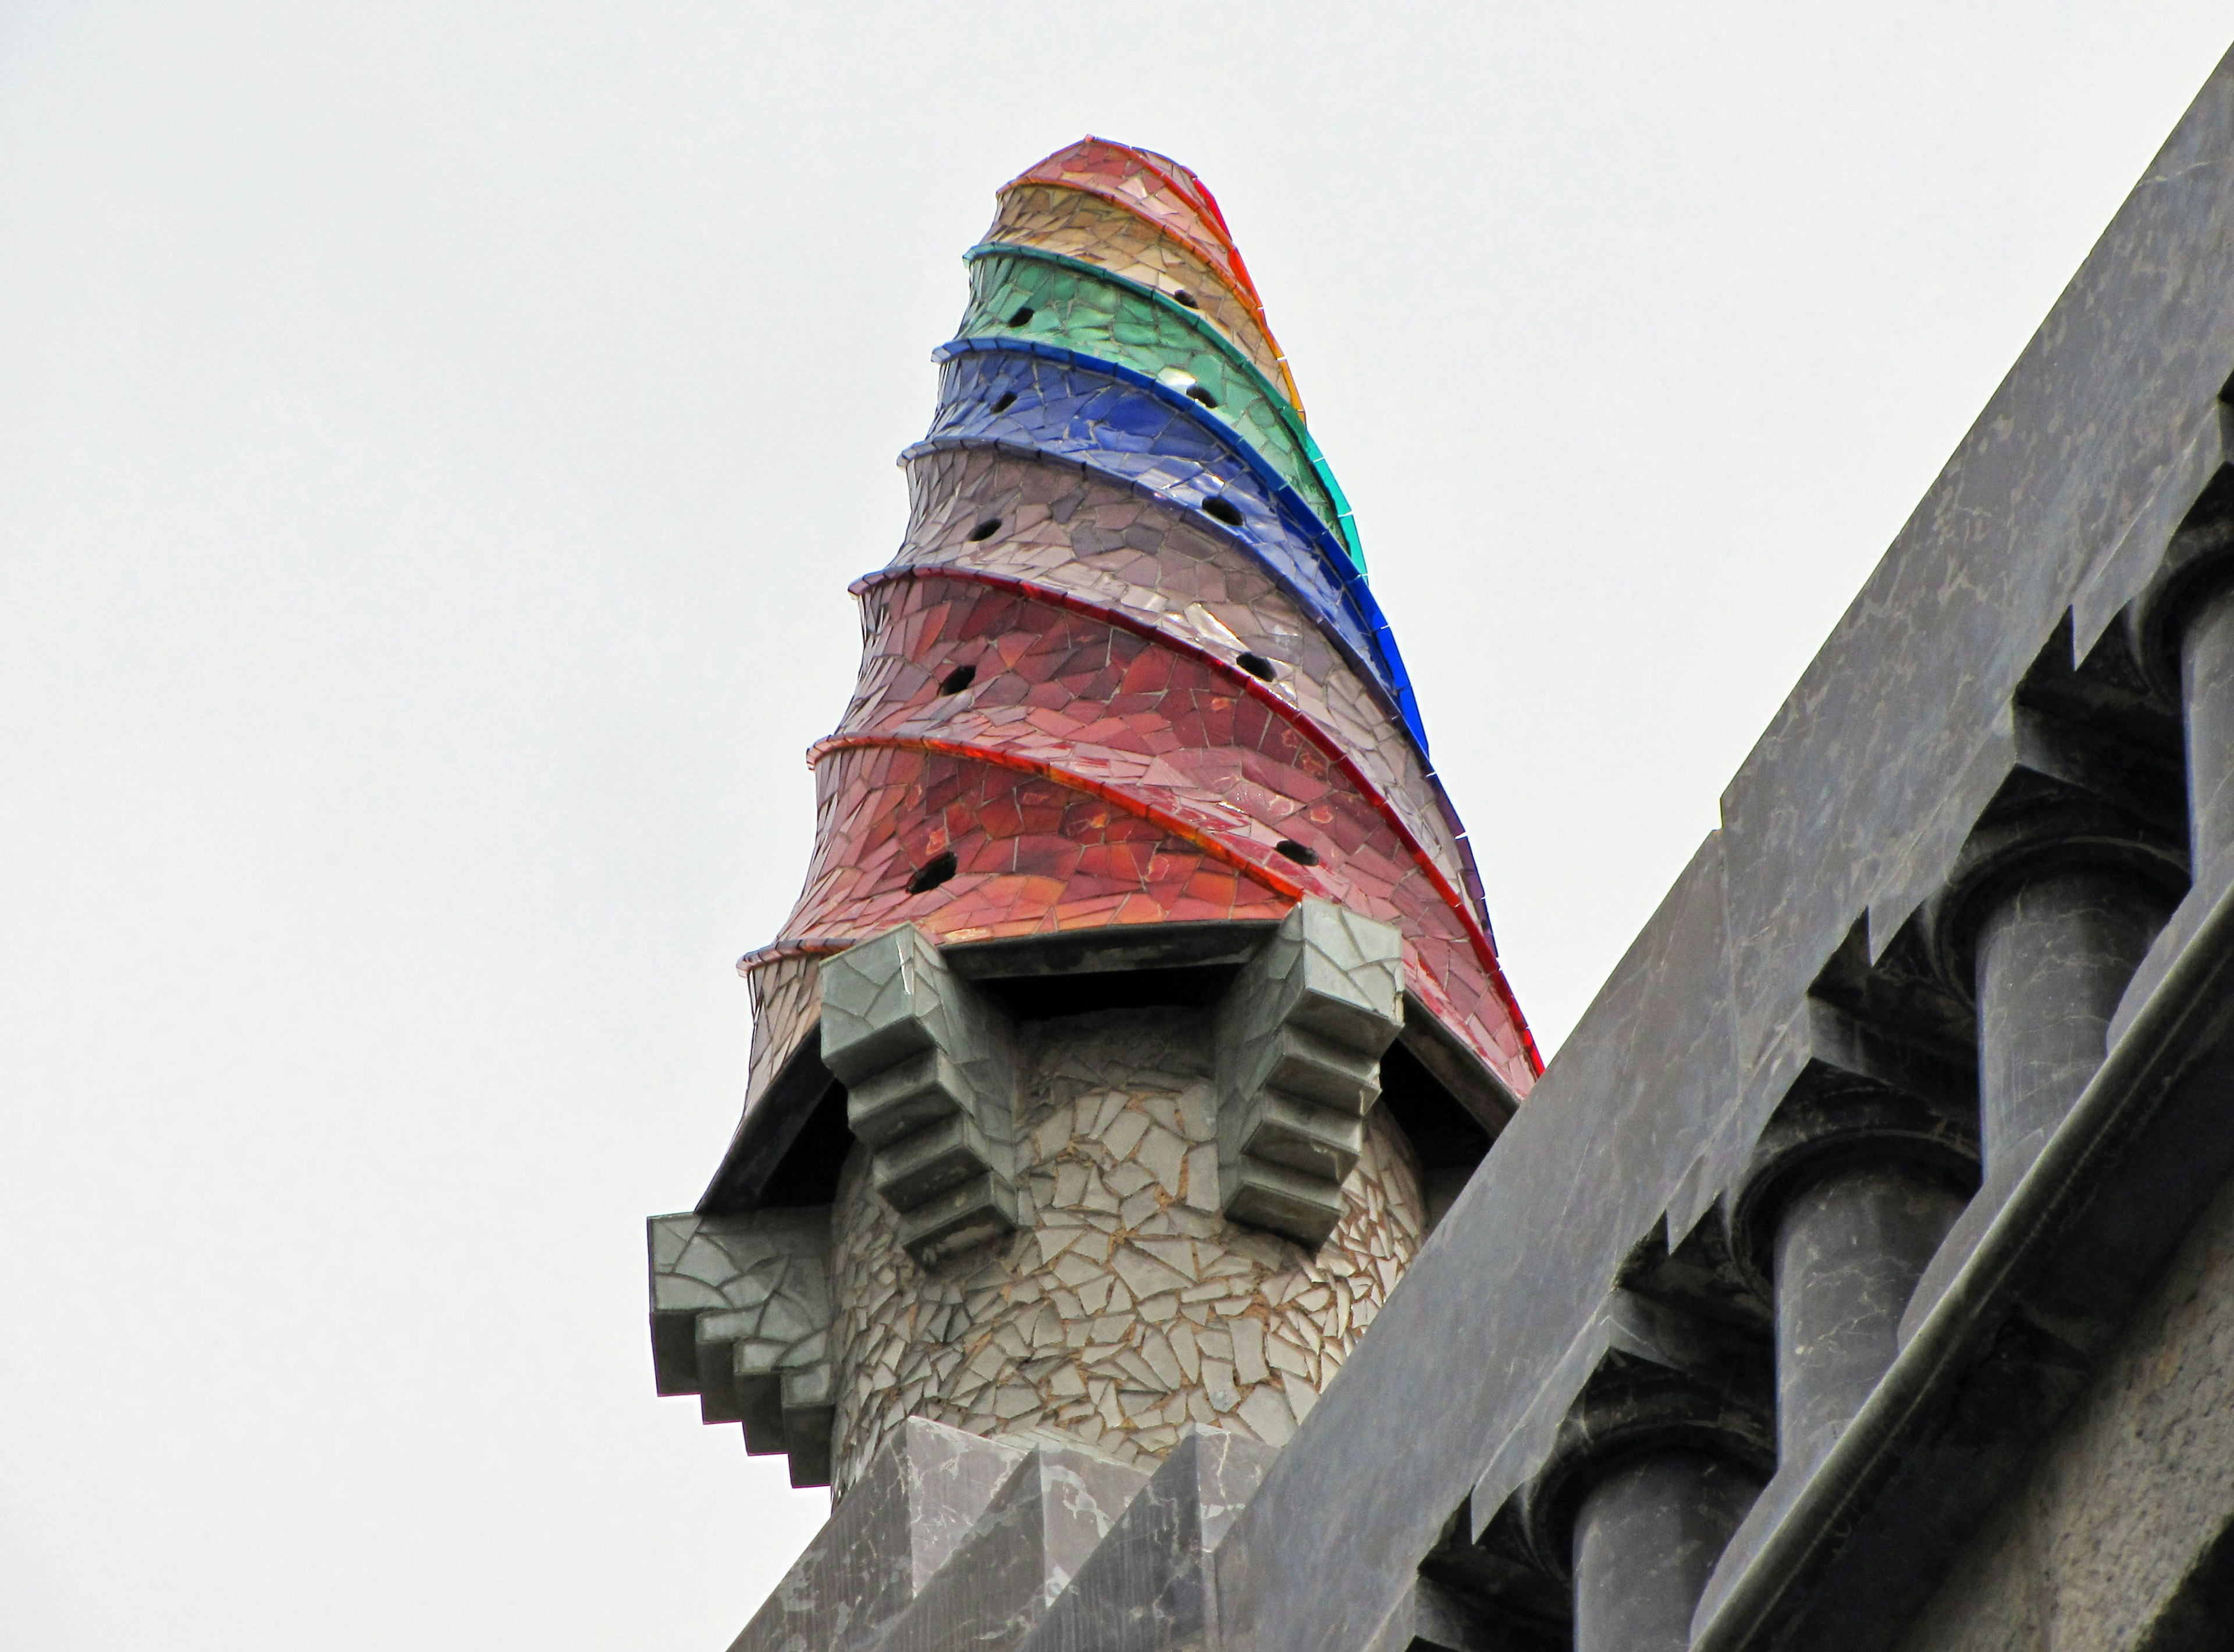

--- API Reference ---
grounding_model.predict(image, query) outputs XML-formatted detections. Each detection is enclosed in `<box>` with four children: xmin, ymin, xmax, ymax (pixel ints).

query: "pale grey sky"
<box><xmin>2</xmin><ymin>4</ymin><xmax>2228</xmax><ymax>1647</ymax></box>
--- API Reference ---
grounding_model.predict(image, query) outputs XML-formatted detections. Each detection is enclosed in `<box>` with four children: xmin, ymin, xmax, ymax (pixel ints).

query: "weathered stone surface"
<box><xmin>1018</xmin><ymin>1426</ymin><xmax>1277</xmax><ymax>1652</ymax></box>
<box><xmin>1215</xmin><ymin>839</ymin><xmax>1746</xmax><ymax>1651</ymax></box>
<box><xmin>648</xmin><ymin>1208</ymin><xmax>837</xmax><ymax>1486</ymax></box>
<box><xmin>729</xmin><ymin>1415</ymin><xmax>1024</xmax><ymax>1652</ymax></box>
<box><xmin>1891</xmin><ymin>1160</ymin><xmax>2234</xmax><ymax>1652</ymax></box>
<box><xmin>1212</xmin><ymin>51</ymin><xmax>2234</xmax><ymax>1652</ymax></box>
<box><xmin>1358</xmin><ymin>1576</ymin><xmax>1522</xmax><ymax>1652</ymax></box>
<box><xmin>871</xmin><ymin>1441</ymin><xmax>1149</xmax><ymax>1652</ymax></box>
<box><xmin>827</xmin><ymin>1005</ymin><xmax>1425</xmax><ymax>1493</ymax></box>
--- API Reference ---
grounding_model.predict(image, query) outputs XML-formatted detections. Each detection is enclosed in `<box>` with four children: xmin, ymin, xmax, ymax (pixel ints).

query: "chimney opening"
<box><xmin>1236</xmin><ymin>652</ymin><xmax>1278</xmax><ymax>681</ymax></box>
<box><xmin>990</xmin><ymin>391</ymin><xmax>1017</xmax><ymax>414</ymax></box>
<box><xmin>1273</xmin><ymin>839</ymin><xmax>1321</xmax><ymax>867</ymax></box>
<box><xmin>1006</xmin><ymin>304</ymin><xmax>1036</xmax><ymax>327</ymax></box>
<box><xmin>1202</xmin><ymin>497</ymin><xmax>1244</xmax><ymax>528</ymax></box>
<box><xmin>966</xmin><ymin>517</ymin><xmax>1002</xmax><ymax>542</ymax></box>
<box><xmin>938</xmin><ymin>663</ymin><xmax>977</xmax><ymax>695</ymax></box>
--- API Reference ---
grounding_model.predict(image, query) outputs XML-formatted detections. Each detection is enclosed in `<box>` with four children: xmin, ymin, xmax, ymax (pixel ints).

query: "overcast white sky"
<box><xmin>3</xmin><ymin>4</ymin><xmax>2229</xmax><ymax>1647</ymax></box>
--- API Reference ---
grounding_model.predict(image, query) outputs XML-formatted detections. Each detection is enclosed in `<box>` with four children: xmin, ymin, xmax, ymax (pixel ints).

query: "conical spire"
<box><xmin>655</xmin><ymin>138</ymin><xmax>1542</xmax><ymax>1511</ymax></box>
<box><xmin>745</xmin><ymin>137</ymin><xmax>1538</xmax><ymax>1092</ymax></box>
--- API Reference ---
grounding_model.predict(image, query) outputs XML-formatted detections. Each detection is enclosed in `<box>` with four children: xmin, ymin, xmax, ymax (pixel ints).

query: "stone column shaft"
<box><xmin>1973</xmin><ymin>866</ymin><xmax>2171</xmax><ymax>1179</ymax></box>
<box><xmin>1771</xmin><ymin>1164</ymin><xmax>1965</xmax><ymax>1468</ymax></box>
<box><xmin>1570</xmin><ymin>1452</ymin><xmax>1761</xmax><ymax>1652</ymax></box>
<box><xmin>2182</xmin><ymin>585</ymin><xmax>2234</xmax><ymax>871</ymax></box>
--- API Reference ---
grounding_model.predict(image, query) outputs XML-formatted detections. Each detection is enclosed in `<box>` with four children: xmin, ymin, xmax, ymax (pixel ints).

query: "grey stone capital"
<box><xmin>1514</xmin><ymin>1305</ymin><xmax>1775</xmax><ymax>1584</ymax></box>
<box><xmin>1728</xmin><ymin>999</ymin><xmax>1978</xmax><ymax>1295</ymax></box>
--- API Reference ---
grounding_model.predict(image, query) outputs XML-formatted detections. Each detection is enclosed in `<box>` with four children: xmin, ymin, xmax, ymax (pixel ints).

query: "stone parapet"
<box><xmin>725</xmin><ymin>1416</ymin><xmax>1023</xmax><ymax>1652</ymax></box>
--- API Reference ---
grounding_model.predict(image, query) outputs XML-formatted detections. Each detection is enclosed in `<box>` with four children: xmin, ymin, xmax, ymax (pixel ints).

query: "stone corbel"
<box><xmin>648</xmin><ymin>1208</ymin><xmax>837</xmax><ymax>1487</ymax></box>
<box><xmin>818</xmin><ymin>922</ymin><xmax>1020</xmax><ymax>1265</ymax></box>
<box><xmin>1215</xmin><ymin>899</ymin><xmax>1406</xmax><ymax>1247</ymax></box>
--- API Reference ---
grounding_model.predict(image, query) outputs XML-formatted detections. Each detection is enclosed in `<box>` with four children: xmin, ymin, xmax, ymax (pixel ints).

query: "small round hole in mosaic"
<box><xmin>906</xmin><ymin>850</ymin><xmax>959</xmax><ymax>894</ymax></box>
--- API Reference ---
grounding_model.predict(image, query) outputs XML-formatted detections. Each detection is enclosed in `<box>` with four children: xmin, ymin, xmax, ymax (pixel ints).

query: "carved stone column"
<box><xmin>2184</xmin><ymin>583</ymin><xmax>2234</xmax><ymax>867</ymax></box>
<box><xmin>1970</xmin><ymin>860</ymin><xmax>2171</xmax><ymax>1175</ymax></box>
<box><xmin>1513</xmin><ymin>1307</ymin><xmax>1771</xmax><ymax>1652</ymax></box>
<box><xmin>1730</xmin><ymin>1010</ymin><xmax>1976</xmax><ymax>1480</ymax></box>
<box><xmin>1933</xmin><ymin>810</ymin><xmax>2182</xmax><ymax>1197</ymax></box>
<box><xmin>1684</xmin><ymin>1150</ymin><xmax>1966</xmax><ymax>1636</ymax></box>
<box><xmin>2137</xmin><ymin>504</ymin><xmax>2234</xmax><ymax>882</ymax></box>
<box><xmin>1571</xmin><ymin>1452</ymin><xmax>1762</xmax><ymax>1652</ymax></box>
<box><xmin>1773</xmin><ymin>1162</ymin><xmax>1966</xmax><ymax>1466</ymax></box>
<box><xmin>1899</xmin><ymin>800</ymin><xmax>2183</xmax><ymax>1339</ymax></box>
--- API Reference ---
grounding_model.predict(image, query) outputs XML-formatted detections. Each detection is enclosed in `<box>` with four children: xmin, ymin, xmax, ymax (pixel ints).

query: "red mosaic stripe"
<box><xmin>771</xmin><ymin>742</ymin><xmax>1298</xmax><ymax>948</ymax></box>
<box><xmin>845</xmin><ymin>564</ymin><xmax>1538</xmax><ymax>1074</ymax></box>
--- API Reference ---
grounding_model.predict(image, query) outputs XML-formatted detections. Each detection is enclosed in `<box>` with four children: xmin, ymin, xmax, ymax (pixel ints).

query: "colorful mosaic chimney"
<box><xmin>649</xmin><ymin>139</ymin><xmax>1539</xmax><ymax>1497</ymax></box>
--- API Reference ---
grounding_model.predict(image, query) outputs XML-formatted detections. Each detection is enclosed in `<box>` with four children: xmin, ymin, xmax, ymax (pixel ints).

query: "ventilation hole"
<box><xmin>1006</xmin><ymin>304</ymin><xmax>1036</xmax><ymax>326</ymax></box>
<box><xmin>990</xmin><ymin>391</ymin><xmax>1017</xmax><ymax>414</ymax></box>
<box><xmin>1172</xmin><ymin>289</ymin><xmax>1200</xmax><ymax>309</ymax></box>
<box><xmin>1185</xmin><ymin>385</ymin><xmax>1219</xmax><ymax>410</ymax></box>
<box><xmin>938</xmin><ymin>663</ymin><xmax>977</xmax><ymax>695</ymax></box>
<box><xmin>1201</xmin><ymin>496</ymin><xmax>1244</xmax><ymax>528</ymax></box>
<box><xmin>966</xmin><ymin>517</ymin><xmax>1002</xmax><ymax>542</ymax></box>
<box><xmin>1235</xmin><ymin>652</ymin><xmax>1277</xmax><ymax>681</ymax></box>
<box><xmin>907</xmin><ymin>850</ymin><xmax>959</xmax><ymax>895</ymax></box>
<box><xmin>1273</xmin><ymin>839</ymin><xmax>1321</xmax><ymax>867</ymax></box>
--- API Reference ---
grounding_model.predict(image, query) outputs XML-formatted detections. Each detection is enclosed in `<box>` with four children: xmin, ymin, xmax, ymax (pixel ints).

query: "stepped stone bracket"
<box><xmin>1215</xmin><ymin>899</ymin><xmax>1406</xmax><ymax>1246</ymax></box>
<box><xmin>648</xmin><ymin>1209</ymin><xmax>837</xmax><ymax>1487</ymax></box>
<box><xmin>820</xmin><ymin>922</ymin><xmax>1020</xmax><ymax>1265</ymax></box>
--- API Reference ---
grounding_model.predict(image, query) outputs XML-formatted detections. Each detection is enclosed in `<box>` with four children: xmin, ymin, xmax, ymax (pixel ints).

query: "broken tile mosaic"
<box><xmin>826</xmin><ymin>1008</ymin><xmax>1426</xmax><ymax>1491</ymax></box>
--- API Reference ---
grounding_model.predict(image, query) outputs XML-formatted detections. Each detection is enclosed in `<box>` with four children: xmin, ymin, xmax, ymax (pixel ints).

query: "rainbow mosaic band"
<box><xmin>740</xmin><ymin>140</ymin><xmax>1541</xmax><ymax>1101</ymax></box>
<box><xmin>993</xmin><ymin>137</ymin><xmax>1303</xmax><ymax>415</ymax></box>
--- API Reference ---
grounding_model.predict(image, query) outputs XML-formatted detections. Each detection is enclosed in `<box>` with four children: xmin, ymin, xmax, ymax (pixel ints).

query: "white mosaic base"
<box><xmin>827</xmin><ymin>1007</ymin><xmax>1425</xmax><ymax>1494</ymax></box>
